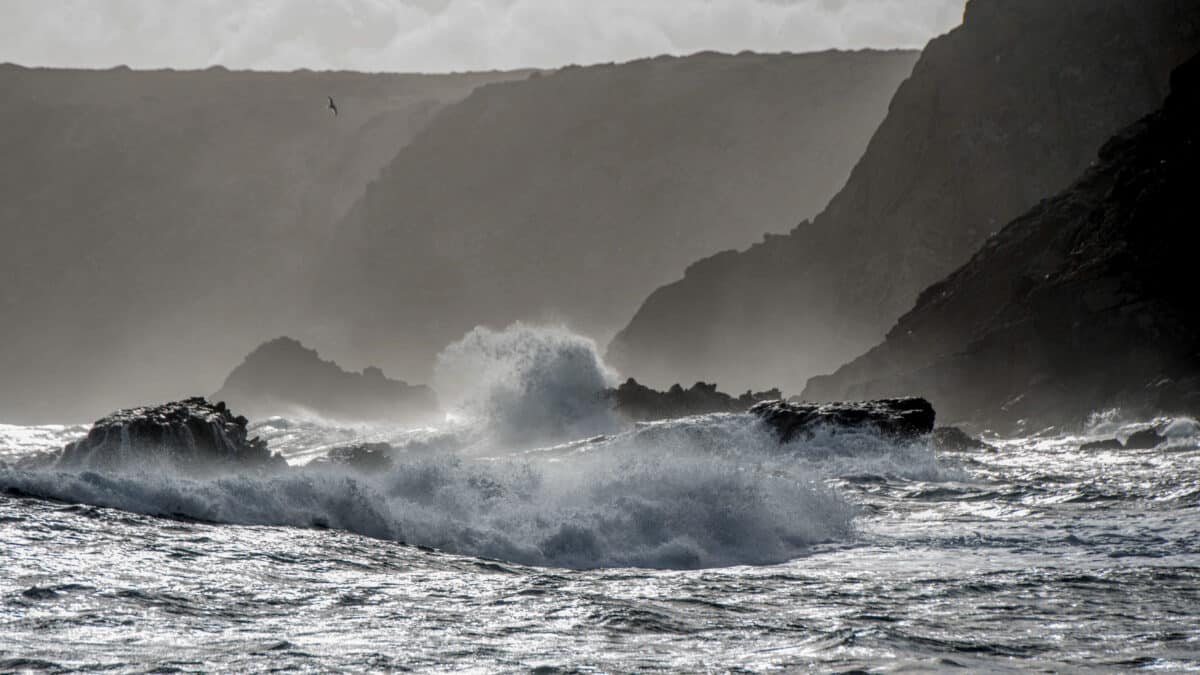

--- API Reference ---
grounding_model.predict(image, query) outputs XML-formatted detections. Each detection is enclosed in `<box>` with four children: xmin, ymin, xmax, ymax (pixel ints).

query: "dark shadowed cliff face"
<box><xmin>311</xmin><ymin>50</ymin><xmax>920</xmax><ymax>382</ymax></box>
<box><xmin>804</xmin><ymin>53</ymin><xmax>1200</xmax><ymax>432</ymax></box>
<box><xmin>0</xmin><ymin>65</ymin><xmax>522</xmax><ymax>423</ymax></box>
<box><xmin>608</xmin><ymin>0</ymin><xmax>1200</xmax><ymax>394</ymax></box>
<box><xmin>213</xmin><ymin>337</ymin><xmax>438</xmax><ymax>423</ymax></box>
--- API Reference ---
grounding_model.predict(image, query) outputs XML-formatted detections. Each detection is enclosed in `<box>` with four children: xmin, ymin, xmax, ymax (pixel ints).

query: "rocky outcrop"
<box><xmin>803</xmin><ymin>54</ymin><xmax>1200</xmax><ymax>432</ymax></box>
<box><xmin>0</xmin><ymin>65</ymin><xmax>524</xmax><ymax>424</ymax></box>
<box><xmin>608</xmin><ymin>0</ymin><xmax>1200</xmax><ymax>395</ymax></box>
<box><xmin>58</xmin><ymin>398</ymin><xmax>284</xmax><ymax>473</ymax></box>
<box><xmin>1124</xmin><ymin>428</ymin><xmax>1170</xmax><ymax>450</ymax></box>
<box><xmin>750</xmin><ymin>398</ymin><xmax>935</xmax><ymax>443</ymax></box>
<box><xmin>931</xmin><ymin>427</ymin><xmax>995</xmax><ymax>453</ymax></box>
<box><xmin>610</xmin><ymin>378</ymin><xmax>782</xmax><ymax>422</ymax></box>
<box><xmin>213</xmin><ymin>337</ymin><xmax>438</xmax><ymax>423</ymax></box>
<box><xmin>1081</xmin><ymin>428</ymin><xmax>1170</xmax><ymax>452</ymax></box>
<box><xmin>313</xmin><ymin>50</ymin><xmax>920</xmax><ymax>382</ymax></box>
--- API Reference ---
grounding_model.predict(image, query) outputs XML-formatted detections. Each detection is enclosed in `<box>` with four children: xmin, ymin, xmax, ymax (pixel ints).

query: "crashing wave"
<box><xmin>0</xmin><ymin>324</ymin><xmax>955</xmax><ymax>570</ymax></box>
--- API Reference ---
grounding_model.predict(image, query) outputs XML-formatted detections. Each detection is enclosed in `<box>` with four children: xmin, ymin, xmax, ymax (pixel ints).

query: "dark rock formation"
<box><xmin>803</xmin><ymin>54</ymin><xmax>1200</xmax><ymax>432</ymax></box>
<box><xmin>609</xmin><ymin>0</ymin><xmax>1200</xmax><ymax>394</ymax></box>
<box><xmin>610</xmin><ymin>378</ymin><xmax>782</xmax><ymax>422</ymax></box>
<box><xmin>213</xmin><ymin>337</ymin><xmax>438</xmax><ymax>423</ymax></box>
<box><xmin>314</xmin><ymin>50</ymin><xmax>920</xmax><ymax>382</ymax></box>
<box><xmin>0</xmin><ymin>65</ymin><xmax>525</xmax><ymax>424</ymax></box>
<box><xmin>1124</xmin><ymin>428</ymin><xmax>1169</xmax><ymax>450</ymax></box>
<box><xmin>1080</xmin><ymin>439</ymin><xmax>1126</xmax><ymax>452</ymax></box>
<box><xmin>932</xmin><ymin>427</ymin><xmax>995</xmax><ymax>453</ymax></box>
<box><xmin>1080</xmin><ymin>427</ymin><xmax>1169</xmax><ymax>451</ymax></box>
<box><xmin>750</xmin><ymin>398</ymin><xmax>935</xmax><ymax>443</ymax></box>
<box><xmin>58</xmin><ymin>398</ymin><xmax>284</xmax><ymax>473</ymax></box>
<box><xmin>319</xmin><ymin>443</ymin><xmax>396</xmax><ymax>472</ymax></box>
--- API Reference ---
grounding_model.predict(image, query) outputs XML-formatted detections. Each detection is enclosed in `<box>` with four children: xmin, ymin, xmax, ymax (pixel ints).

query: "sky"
<box><xmin>1</xmin><ymin>0</ymin><xmax>968</xmax><ymax>73</ymax></box>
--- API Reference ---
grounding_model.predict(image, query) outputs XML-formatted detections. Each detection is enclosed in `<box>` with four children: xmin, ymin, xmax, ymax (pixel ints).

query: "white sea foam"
<box><xmin>0</xmin><ymin>325</ymin><xmax>956</xmax><ymax>569</ymax></box>
<box><xmin>0</xmin><ymin>423</ymin><xmax>88</xmax><ymax>461</ymax></box>
<box><xmin>0</xmin><ymin>409</ymin><xmax>963</xmax><ymax>569</ymax></box>
<box><xmin>433</xmin><ymin>323</ymin><xmax>620</xmax><ymax>448</ymax></box>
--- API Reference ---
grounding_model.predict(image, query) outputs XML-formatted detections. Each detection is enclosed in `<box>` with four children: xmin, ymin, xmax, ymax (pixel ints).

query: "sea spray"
<box><xmin>0</xmin><ymin>409</ymin><xmax>965</xmax><ymax>569</ymax></box>
<box><xmin>433</xmin><ymin>323</ymin><xmax>621</xmax><ymax>447</ymax></box>
<box><xmin>0</xmin><ymin>325</ymin><xmax>955</xmax><ymax>569</ymax></box>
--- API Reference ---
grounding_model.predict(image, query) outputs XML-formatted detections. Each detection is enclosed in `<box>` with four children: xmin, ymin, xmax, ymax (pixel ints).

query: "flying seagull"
<box><xmin>328</xmin><ymin>96</ymin><xmax>338</xmax><ymax>117</ymax></box>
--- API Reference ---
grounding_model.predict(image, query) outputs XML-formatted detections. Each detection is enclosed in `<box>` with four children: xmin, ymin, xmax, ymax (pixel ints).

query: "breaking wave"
<box><xmin>433</xmin><ymin>323</ymin><xmax>620</xmax><ymax>446</ymax></box>
<box><xmin>0</xmin><ymin>411</ymin><xmax>953</xmax><ymax>570</ymax></box>
<box><xmin>0</xmin><ymin>324</ymin><xmax>953</xmax><ymax>570</ymax></box>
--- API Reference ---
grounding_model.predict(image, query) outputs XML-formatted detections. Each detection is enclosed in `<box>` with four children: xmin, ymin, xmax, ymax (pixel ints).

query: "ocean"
<box><xmin>2</xmin><ymin>407</ymin><xmax>1198</xmax><ymax>672</ymax></box>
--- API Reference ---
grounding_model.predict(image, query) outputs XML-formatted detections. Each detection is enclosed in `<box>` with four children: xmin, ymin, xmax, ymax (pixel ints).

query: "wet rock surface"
<box><xmin>58</xmin><ymin>398</ymin><xmax>284</xmax><ymax>473</ymax></box>
<box><xmin>931</xmin><ymin>427</ymin><xmax>995</xmax><ymax>453</ymax></box>
<box><xmin>319</xmin><ymin>443</ymin><xmax>396</xmax><ymax>472</ymax></box>
<box><xmin>1080</xmin><ymin>438</ymin><xmax>1126</xmax><ymax>452</ymax></box>
<box><xmin>610</xmin><ymin>378</ymin><xmax>782</xmax><ymax>422</ymax></box>
<box><xmin>1124</xmin><ymin>428</ymin><xmax>1169</xmax><ymax>450</ymax></box>
<box><xmin>750</xmin><ymin>398</ymin><xmax>935</xmax><ymax>443</ymax></box>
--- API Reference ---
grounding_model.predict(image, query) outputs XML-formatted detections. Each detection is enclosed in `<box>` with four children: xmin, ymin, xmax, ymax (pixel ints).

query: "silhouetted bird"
<box><xmin>328</xmin><ymin>96</ymin><xmax>338</xmax><ymax>117</ymax></box>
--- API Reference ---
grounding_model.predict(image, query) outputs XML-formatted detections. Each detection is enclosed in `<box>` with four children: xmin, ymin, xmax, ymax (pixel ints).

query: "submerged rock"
<box><xmin>932</xmin><ymin>426</ymin><xmax>995</xmax><ymax>453</ymax></box>
<box><xmin>750</xmin><ymin>398</ymin><xmax>935</xmax><ymax>443</ymax></box>
<box><xmin>611</xmin><ymin>378</ymin><xmax>782</xmax><ymax>422</ymax></box>
<box><xmin>1080</xmin><ymin>438</ymin><xmax>1125</xmax><ymax>452</ymax></box>
<box><xmin>1124</xmin><ymin>428</ymin><xmax>1168</xmax><ymax>450</ymax></box>
<box><xmin>58</xmin><ymin>397</ymin><xmax>284</xmax><ymax>473</ymax></box>
<box><xmin>1080</xmin><ymin>427</ymin><xmax>1168</xmax><ymax>451</ymax></box>
<box><xmin>319</xmin><ymin>443</ymin><xmax>396</xmax><ymax>472</ymax></box>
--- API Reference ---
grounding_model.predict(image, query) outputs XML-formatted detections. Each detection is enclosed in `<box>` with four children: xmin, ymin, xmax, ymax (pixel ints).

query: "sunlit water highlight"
<box><xmin>2</xmin><ymin>412</ymin><xmax>1199</xmax><ymax>672</ymax></box>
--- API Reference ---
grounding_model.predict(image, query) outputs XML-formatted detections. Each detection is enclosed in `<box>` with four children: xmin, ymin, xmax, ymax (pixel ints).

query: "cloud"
<box><xmin>0</xmin><ymin>0</ymin><xmax>966</xmax><ymax>72</ymax></box>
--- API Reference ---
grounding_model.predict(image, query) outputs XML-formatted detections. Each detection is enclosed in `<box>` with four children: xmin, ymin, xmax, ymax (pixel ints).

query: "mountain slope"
<box><xmin>804</xmin><ymin>52</ymin><xmax>1200</xmax><ymax>431</ymax></box>
<box><xmin>0</xmin><ymin>65</ymin><xmax>522</xmax><ymax>423</ymax></box>
<box><xmin>311</xmin><ymin>50</ymin><xmax>920</xmax><ymax>381</ymax></box>
<box><xmin>608</xmin><ymin>0</ymin><xmax>1200</xmax><ymax>393</ymax></box>
<box><xmin>213</xmin><ymin>337</ymin><xmax>437</xmax><ymax>423</ymax></box>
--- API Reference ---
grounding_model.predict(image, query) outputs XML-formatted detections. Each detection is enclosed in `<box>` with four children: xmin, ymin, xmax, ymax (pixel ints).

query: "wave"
<box><xmin>1081</xmin><ymin>410</ymin><xmax>1200</xmax><ymax>448</ymax></box>
<box><xmin>0</xmin><ymin>324</ymin><xmax>957</xmax><ymax>569</ymax></box>
<box><xmin>0</xmin><ymin>423</ymin><xmax>88</xmax><ymax>461</ymax></box>
<box><xmin>0</xmin><ymin>410</ymin><xmax>955</xmax><ymax>570</ymax></box>
<box><xmin>433</xmin><ymin>323</ymin><xmax>620</xmax><ymax>447</ymax></box>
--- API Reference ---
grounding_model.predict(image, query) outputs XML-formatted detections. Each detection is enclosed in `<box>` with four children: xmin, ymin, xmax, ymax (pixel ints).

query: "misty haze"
<box><xmin>2</xmin><ymin>1</ymin><xmax>1199</xmax><ymax>672</ymax></box>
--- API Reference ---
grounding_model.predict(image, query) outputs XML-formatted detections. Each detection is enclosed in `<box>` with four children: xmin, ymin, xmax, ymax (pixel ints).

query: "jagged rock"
<box><xmin>58</xmin><ymin>398</ymin><xmax>284</xmax><ymax>473</ymax></box>
<box><xmin>804</xmin><ymin>53</ymin><xmax>1200</xmax><ymax>431</ymax></box>
<box><xmin>932</xmin><ymin>427</ymin><xmax>995</xmax><ymax>453</ymax></box>
<box><xmin>611</xmin><ymin>378</ymin><xmax>782</xmax><ymax>422</ymax></box>
<box><xmin>1124</xmin><ymin>428</ymin><xmax>1168</xmax><ymax>450</ymax></box>
<box><xmin>213</xmin><ymin>337</ymin><xmax>438</xmax><ymax>423</ymax></box>
<box><xmin>750</xmin><ymin>398</ymin><xmax>935</xmax><ymax>443</ymax></box>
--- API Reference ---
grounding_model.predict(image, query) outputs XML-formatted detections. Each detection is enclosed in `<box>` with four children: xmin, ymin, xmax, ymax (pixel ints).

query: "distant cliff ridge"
<box><xmin>311</xmin><ymin>49</ymin><xmax>921</xmax><ymax>383</ymax></box>
<box><xmin>804</xmin><ymin>52</ymin><xmax>1200</xmax><ymax>432</ymax></box>
<box><xmin>213</xmin><ymin>338</ymin><xmax>438</xmax><ymax>423</ymax></box>
<box><xmin>0</xmin><ymin>64</ymin><xmax>525</xmax><ymax>423</ymax></box>
<box><xmin>608</xmin><ymin>0</ymin><xmax>1200</xmax><ymax>394</ymax></box>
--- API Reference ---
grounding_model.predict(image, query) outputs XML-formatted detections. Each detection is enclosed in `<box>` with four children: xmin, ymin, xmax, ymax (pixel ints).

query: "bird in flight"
<box><xmin>328</xmin><ymin>96</ymin><xmax>338</xmax><ymax>117</ymax></box>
